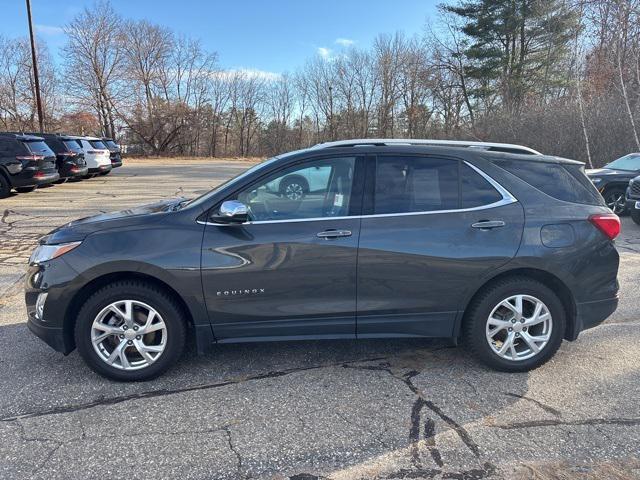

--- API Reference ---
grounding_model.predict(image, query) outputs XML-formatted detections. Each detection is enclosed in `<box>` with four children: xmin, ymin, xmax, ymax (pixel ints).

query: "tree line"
<box><xmin>1</xmin><ymin>0</ymin><xmax>640</xmax><ymax>166</ymax></box>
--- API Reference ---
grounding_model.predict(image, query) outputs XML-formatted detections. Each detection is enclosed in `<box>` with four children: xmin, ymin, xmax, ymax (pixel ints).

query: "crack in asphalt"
<box><xmin>504</xmin><ymin>392</ymin><xmax>562</xmax><ymax>417</ymax></box>
<box><xmin>0</xmin><ymin>356</ymin><xmax>389</xmax><ymax>423</ymax></box>
<box><xmin>491</xmin><ymin>417</ymin><xmax>640</xmax><ymax>430</ymax></box>
<box><xmin>224</xmin><ymin>427</ymin><xmax>246</xmax><ymax>480</ymax></box>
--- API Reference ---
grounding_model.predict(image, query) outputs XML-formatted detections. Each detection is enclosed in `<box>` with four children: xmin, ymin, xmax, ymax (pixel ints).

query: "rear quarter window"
<box><xmin>495</xmin><ymin>160</ymin><xmax>604</xmax><ymax>205</ymax></box>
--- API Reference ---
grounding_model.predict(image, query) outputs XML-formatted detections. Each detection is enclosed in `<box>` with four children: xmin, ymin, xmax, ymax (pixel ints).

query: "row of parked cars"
<box><xmin>585</xmin><ymin>152</ymin><xmax>640</xmax><ymax>225</ymax></box>
<box><xmin>0</xmin><ymin>132</ymin><xmax>122</xmax><ymax>198</ymax></box>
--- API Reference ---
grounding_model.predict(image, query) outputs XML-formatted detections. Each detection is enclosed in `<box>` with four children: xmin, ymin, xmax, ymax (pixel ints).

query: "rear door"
<box><xmin>356</xmin><ymin>154</ymin><xmax>524</xmax><ymax>337</ymax></box>
<box><xmin>201</xmin><ymin>155</ymin><xmax>363</xmax><ymax>341</ymax></box>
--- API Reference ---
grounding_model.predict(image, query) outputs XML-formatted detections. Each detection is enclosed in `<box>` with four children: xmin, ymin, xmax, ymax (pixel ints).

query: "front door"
<box><xmin>356</xmin><ymin>155</ymin><xmax>524</xmax><ymax>337</ymax></box>
<box><xmin>201</xmin><ymin>155</ymin><xmax>362</xmax><ymax>341</ymax></box>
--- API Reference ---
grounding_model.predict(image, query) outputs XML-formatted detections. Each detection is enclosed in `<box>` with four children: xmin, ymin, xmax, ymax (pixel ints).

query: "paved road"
<box><xmin>0</xmin><ymin>160</ymin><xmax>639</xmax><ymax>480</ymax></box>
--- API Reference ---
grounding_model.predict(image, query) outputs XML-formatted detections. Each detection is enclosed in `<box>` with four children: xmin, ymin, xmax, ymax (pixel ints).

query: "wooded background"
<box><xmin>1</xmin><ymin>0</ymin><xmax>640</xmax><ymax>166</ymax></box>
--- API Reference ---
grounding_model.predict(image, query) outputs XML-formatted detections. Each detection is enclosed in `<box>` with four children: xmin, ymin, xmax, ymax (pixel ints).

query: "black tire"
<box><xmin>15</xmin><ymin>185</ymin><xmax>37</xmax><ymax>193</ymax></box>
<box><xmin>75</xmin><ymin>280</ymin><xmax>186</xmax><ymax>381</ymax></box>
<box><xmin>0</xmin><ymin>175</ymin><xmax>10</xmax><ymax>198</ymax></box>
<box><xmin>462</xmin><ymin>276</ymin><xmax>566</xmax><ymax>372</ymax></box>
<box><xmin>279</xmin><ymin>176</ymin><xmax>308</xmax><ymax>201</ymax></box>
<box><xmin>603</xmin><ymin>187</ymin><xmax>627</xmax><ymax>215</ymax></box>
<box><xmin>631</xmin><ymin>207</ymin><xmax>640</xmax><ymax>226</ymax></box>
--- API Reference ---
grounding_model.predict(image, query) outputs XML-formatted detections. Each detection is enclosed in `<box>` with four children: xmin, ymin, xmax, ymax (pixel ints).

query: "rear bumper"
<box><xmin>111</xmin><ymin>160</ymin><xmax>123</xmax><ymax>168</ymax></box>
<box><xmin>89</xmin><ymin>164</ymin><xmax>112</xmax><ymax>174</ymax></box>
<box><xmin>567</xmin><ymin>296</ymin><xmax>619</xmax><ymax>340</ymax></box>
<box><xmin>12</xmin><ymin>171</ymin><xmax>60</xmax><ymax>187</ymax></box>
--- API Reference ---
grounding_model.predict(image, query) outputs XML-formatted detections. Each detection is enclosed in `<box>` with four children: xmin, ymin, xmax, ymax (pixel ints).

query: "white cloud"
<box><xmin>35</xmin><ymin>24</ymin><xmax>64</xmax><ymax>35</ymax></box>
<box><xmin>317</xmin><ymin>47</ymin><xmax>332</xmax><ymax>59</ymax></box>
<box><xmin>335</xmin><ymin>38</ymin><xmax>355</xmax><ymax>47</ymax></box>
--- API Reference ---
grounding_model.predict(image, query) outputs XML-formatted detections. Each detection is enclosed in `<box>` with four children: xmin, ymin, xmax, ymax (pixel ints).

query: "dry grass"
<box><xmin>122</xmin><ymin>156</ymin><xmax>264</xmax><ymax>165</ymax></box>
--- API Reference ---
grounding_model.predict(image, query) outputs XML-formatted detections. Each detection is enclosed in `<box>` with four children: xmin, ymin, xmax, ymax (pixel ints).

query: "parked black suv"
<box><xmin>26</xmin><ymin>140</ymin><xmax>620</xmax><ymax>380</ymax></box>
<box><xmin>626</xmin><ymin>175</ymin><xmax>640</xmax><ymax>225</ymax></box>
<box><xmin>586</xmin><ymin>153</ymin><xmax>640</xmax><ymax>214</ymax></box>
<box><xmin>26</xmin><ymin>133</ymin><xmax>89</xmax><ymax>182</ymax></box>
<box><xmin>0</xmin><ymin>133</ymin><xmax>60</xmax><ymax>197</ymax></box>
<box><xmin>102</xmin><ymin>138</ymin><xmax>123</xmax><ymax>171</ymax></box>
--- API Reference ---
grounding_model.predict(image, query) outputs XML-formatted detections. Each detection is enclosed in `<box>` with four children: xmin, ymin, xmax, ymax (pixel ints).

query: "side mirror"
<box><xmin>211</xmin><ymin>200</ymin><xmax>248</xmax><ymax>224</ymax></box>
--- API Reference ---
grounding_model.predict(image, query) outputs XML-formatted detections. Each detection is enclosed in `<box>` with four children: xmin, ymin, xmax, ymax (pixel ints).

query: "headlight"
<box><xmin>29</xmin><ymin>241</ymin><xmax>82</xmax><ymax>264</ymax></box>
<box><xmin>591</xmin><ymin>177</ymin><xmax>602</xmax><ymax>184</ymax></box>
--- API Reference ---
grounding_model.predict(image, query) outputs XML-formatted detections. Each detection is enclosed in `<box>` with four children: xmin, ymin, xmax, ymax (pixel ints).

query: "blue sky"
<box><xmin>4</xmin><ymin>0</ymin><xmax>440</xmax><ymax>74</ymax></box>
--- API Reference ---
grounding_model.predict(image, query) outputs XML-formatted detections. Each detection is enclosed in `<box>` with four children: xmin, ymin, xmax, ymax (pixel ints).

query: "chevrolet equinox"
<box><xmin>26</xmin><ymin>140</ymin><xmax>620</xmax><ymax>381</ymax></box>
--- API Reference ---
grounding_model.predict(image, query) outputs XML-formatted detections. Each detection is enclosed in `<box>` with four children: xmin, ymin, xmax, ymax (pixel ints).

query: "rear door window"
<box><xmin>374</xmin><ymin>156</ymin><xmax>459</xmax><ymax>214</ymax></box>
<box><xmin>461</xmin><ymin>163</ymin><xmax>503</xmax><ymax>208</ymax></box>
<box><xmin>495</xmin><ymin>160</ymin><xmax>604</xmax><ymax>205</ymax></box>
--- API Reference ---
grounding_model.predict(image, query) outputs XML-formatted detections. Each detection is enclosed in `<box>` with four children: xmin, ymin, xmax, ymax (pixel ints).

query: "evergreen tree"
<box><xmin>442</xmin><ymin>0</ymin><xmax>578</xmax><ymax>113</ymax></box>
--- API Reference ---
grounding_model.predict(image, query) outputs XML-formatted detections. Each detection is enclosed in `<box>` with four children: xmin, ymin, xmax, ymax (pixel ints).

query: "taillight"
<box><xmin>62</xmin><ymin>151</ymin><xmax>77</xmax><ymax>157</ymax></box>
<box><xmin>589</xmin><ymin>213</ymin><xmax>620</xmax><ymax>240</ymax></box>
<box><xmin>16</xmin><ymin>154</ymin><xmax>45</xmax><ymax>161</ymax></box>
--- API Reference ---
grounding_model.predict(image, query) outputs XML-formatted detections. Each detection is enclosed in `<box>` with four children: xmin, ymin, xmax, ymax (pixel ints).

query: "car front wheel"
<box><xmin>75</xmin><ymin>281</ymin><xmax>186</xmax><ymax>381</ymax></box>
<box><xmin>463</xmin><ymin>277</ymin><xmax>565</xmax><ymax>372</ymax></box>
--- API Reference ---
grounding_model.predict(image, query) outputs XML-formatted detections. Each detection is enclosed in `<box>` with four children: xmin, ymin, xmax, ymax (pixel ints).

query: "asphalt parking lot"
<box><xmin>0</xmin><ymin>159</ymin><xmax>639</xmax><ymax>480</ymax></box>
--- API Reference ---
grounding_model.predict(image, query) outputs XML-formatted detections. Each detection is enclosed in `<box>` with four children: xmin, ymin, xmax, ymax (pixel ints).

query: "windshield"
<box><xmin>605</xmin><ymin>153</ymin><xmax>640</xmax><ymax>171</ymax></box>
<box><xmin>182</xmin><ymin>157</ymin><xmax>282</xmax><ymax>209</ymax></box>
<box><xmin>24</xmin><ymin>140</ymin><xmax>55</xmax><ymax>156</ymax></box>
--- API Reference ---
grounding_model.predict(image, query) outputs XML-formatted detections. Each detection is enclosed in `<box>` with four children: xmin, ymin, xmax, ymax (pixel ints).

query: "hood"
<box><xmin>586</xmin><ymin>167</ymin><xmax>637</xmax><ymax>177</ymax></box>
<box><xmin>43</xmin><ymin>198</ymin><xmax>184</xmax><ymax>244</ymax></box>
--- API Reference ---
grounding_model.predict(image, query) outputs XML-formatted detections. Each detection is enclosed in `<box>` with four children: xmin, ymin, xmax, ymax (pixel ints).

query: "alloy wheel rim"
<box><xmin>485</xmin><ymin>294</ymin><xmax>552</xmax><ymax>361</ymax></box>
<box><xmin>285</xmin><ymin>183</ymin><xmax>304</xmax><ymax>200</ymax></box>
<box><xmin>91</xmin><ymin>300</ymin><xmax>167</xmax><ymax>370</ymax></box>
<box><xmin>606</xmin><ymin>192</ymin><xmax>625</xmax><ymax>214</ymax></box>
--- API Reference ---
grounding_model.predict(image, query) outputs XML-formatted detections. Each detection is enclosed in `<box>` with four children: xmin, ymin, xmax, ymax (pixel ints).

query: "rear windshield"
<box><xmin>63</xmin><ymin>140</ymin><xmax>83</xmax><ymax>153</ymax></box>
<box><xmin>104</xmin><ymin>140</ymin><xmax>118</xmax><ymax>149</ymax></box>
<box><xmin>89</xmin><ymin>140</ymin><xmax>107</xmax><ymax>149</ymax></box>
<box><xmin>23</xmin><ymin>140</ymin><xmax>55</xmax><ymax>156</ymax></box>
<box><xmin>495</xmin><ymin>160</ymin><xmax>604</xmax><ymax>206</ymax></box>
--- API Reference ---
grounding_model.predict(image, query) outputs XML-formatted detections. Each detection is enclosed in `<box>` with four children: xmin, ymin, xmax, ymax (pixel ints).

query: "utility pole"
<box><xmin>26</xmin><ymin>0</ymin><xmax>44</xmax><ymax>132</ymax></box>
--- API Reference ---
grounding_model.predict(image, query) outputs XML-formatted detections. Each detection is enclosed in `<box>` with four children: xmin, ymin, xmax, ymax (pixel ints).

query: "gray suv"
<box><xmin>26</xmin><ymin>140</ymin><xmax>620</xmax><ymax>381</ymax></box>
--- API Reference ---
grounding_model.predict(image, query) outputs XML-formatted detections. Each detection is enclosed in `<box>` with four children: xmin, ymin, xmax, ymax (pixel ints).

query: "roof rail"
<box><xmin>310</xmin><ymin>138</ymin><xmax>542</xmax><ymax>155</ymax></box>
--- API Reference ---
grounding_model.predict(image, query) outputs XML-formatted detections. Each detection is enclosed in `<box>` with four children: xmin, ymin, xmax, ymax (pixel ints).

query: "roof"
<box><xmin>311</xmin><ymin>138</ymin><xmax>542</xmax><ymax>155</ymax></box>
<box><xmin>0</xmin><ymin>132</ymin><xmax>44</xmax><ymax>141</ymax></box>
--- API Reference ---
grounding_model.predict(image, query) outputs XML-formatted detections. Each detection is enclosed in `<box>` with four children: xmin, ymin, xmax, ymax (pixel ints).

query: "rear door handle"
<box><xmin>471</xmin><ymin>220</ymin><xmax>506</xmax><ymax>229</ymax></box>
<box><xmin>316</xmin><ymin>229</ymin><xmax>352</xmax><ymax>239</ymax></box>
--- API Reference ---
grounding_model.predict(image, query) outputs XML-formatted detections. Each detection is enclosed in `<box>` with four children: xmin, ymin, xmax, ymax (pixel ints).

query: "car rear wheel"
<box><xmin>75</xmin><ymin>281</ymin><xmax>186</xmax><ymax>381</ymax></box>
<box><xmin>463</xmin><ymin>277</ymin><xmax>565</xmax><ymax>372</ymax></box>
<box><xmin>0</xmin><ymin>175</ymin><xmax>10</xmax><ymax>198</ymax></box>
<box><xmin>603</xmin><ymin>187</ymin><xmax>627</xmax><ymax>215</ymax></box>
<box><xmin>15</xmin><ymin>186</ymin><xmax>37</xmax><ymax>193</ymax></box>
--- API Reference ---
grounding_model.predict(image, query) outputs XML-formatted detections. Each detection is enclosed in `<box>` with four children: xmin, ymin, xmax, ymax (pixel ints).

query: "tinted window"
<box><xmin>461</xmin><ymin>163</ymin><xmax>502</xmax><ymax>208</ymax></box>
<box><xmin>89</xmin><ymin>140</ymin><xmax>107</xmax><ymax>149</ymax></box>
<box><xmin>374</xmin><ymin>156</ymin><xmax>458</xmax><ymax>214</ymax></box>
<box><xmin>23</xmin><ymin>141</ymin><xmax>54</xmax><ymax>156</ymax></box>
<box><xmin>231</xmin><ymin>156</ymin><xmax>355</xmax><ymax>221</ymax></box>
<box><xmin>104</xmin><ymin>140</ymin><xmax>118</xmax><ymax>149</ymax></box>
<box><xmin>495</xmin><ymin>160</ymin><xmax>604</xmax><ymax>205</ymax></box>
<box><xmin>63</xmin><ymin>140</ymin><xmax>83</xmax><ymax>153</ymax></box>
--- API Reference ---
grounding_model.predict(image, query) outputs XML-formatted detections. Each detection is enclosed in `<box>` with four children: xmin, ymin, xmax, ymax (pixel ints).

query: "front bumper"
<box><xmin>626</xmin><ymin>198</ymin><xmax>640</xmax><ymax>211</ymax></box>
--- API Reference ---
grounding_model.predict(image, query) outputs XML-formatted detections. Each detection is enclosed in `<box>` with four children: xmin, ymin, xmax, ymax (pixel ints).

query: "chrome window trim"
<box><xmin>199</xmin><ymin>161</ymin><xmax>517</xmax><ymax>226</ymax></box>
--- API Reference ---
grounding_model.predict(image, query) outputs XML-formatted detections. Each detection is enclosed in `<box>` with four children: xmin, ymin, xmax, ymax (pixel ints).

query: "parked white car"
<box><xmin>265</xmin><ymin>165</ymin><xmax>332</xmax><ymax>200</ymax></box>
<box><xmin>72</xmin><ymin>136</ymin><xmax>112</xmax><ymax>178</ymax></box>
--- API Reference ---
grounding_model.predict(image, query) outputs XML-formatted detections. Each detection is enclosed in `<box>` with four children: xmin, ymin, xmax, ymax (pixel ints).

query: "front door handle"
<box><xmin>471</xmin><ymin>220</ymin><xmax>506</xmax><ymax>230</ymax></box>
<box><xmin>316</xmin><ymin>229</ymin><xmax>352</xmax><ymax>239</ymax></box>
